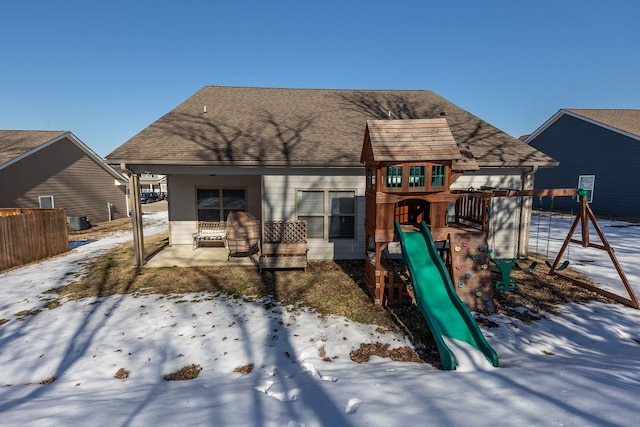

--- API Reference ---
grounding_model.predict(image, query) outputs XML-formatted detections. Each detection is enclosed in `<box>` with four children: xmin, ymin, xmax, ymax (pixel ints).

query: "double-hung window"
<box><xmin>197</xmin><ymin>188</ymin><xmax>246</xmax><ymax>221</ymax></box>
<box><xmin>297</xmin><ymin>190</ymin><xmax>356</xmax><ymax>239</ymax></box>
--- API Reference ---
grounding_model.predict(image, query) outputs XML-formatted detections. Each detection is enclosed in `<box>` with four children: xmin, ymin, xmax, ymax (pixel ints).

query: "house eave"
<box><xmin>106</xmin><ymin>158</ymin><xmax>363</xmax><ymax>169</ymax></box>
<box><xmin>477</xmin><ymin>161</ymin><xmax>559</xmax><ymax>168</ymax></box>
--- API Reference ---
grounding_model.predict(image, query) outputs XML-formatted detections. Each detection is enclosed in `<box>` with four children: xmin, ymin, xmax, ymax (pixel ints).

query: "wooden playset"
<box><xmin>361</xmin><ymin>118</ymin><xmax>490</xmax><ymax>308</ymax></box>
<box><xmin>360</xmin><ymin>119</ymin><xmax>638</xmax><ymax>310</ymax></box>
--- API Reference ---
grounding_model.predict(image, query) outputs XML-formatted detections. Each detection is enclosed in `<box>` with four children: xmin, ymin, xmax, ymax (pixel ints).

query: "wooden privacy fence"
<box><xmin>0</xmin><ymin>208</ymin><xmax>69</xmax><ymax>271</ymax></box>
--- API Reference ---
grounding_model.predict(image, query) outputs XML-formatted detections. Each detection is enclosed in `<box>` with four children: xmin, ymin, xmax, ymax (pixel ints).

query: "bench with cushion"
<box><xmin>192</xmin><ymin>221</ymin><xmax>227</xmax><ymax>250</ymax></box>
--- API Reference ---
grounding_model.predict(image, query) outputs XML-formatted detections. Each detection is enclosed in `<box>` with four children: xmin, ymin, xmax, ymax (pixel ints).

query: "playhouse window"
<box><xmin>431</xmin><ymin>165</ymin><xmax>446</xmax><ymax>188</ymax></box>
<box><xmin>386</xmin><ymin>166</ymin><xmax>403</xmax><ymax>188</ymax></box>
<box><xmin>197</xmin><ymin>188</ymin><xmax>246</xmax><ymax>221</ymax></box>
<box><xmin>409</xmin><ymin>166</ymin><xmax>426</xmax><ymax>188</ymax></box>
<box><xmin>297</xmin><ymin>189</ymin><xmax>356</xmax><ymax>239</ymax></box>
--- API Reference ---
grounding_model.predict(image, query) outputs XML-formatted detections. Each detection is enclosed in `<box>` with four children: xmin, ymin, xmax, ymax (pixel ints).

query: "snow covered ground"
<box><xmin>1</xmin><ymin>211</ymin><xmax>639</xmax><ymax>426</ymax></box>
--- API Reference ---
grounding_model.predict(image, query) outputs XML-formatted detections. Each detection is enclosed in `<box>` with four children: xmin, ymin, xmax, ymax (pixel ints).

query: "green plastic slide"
<box><xmin>394</xmin><ymin>221</ymin><xmax>499</xmax><ymax>370</ymax></box>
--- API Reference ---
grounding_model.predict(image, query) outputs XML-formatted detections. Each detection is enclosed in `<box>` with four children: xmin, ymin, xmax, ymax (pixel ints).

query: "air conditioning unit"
<box><xmin>68</xmin><ymin>215</ymin><xmax>90</xmax><ymax>231</ymax></box>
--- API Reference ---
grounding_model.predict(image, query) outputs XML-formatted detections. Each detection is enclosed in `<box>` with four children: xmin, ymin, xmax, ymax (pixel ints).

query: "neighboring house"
<box><xmin>0</xmin><ymin>130</ymin><xmax>128</xmax><ymax>224</ymax></box>
<box><xmin>106</xmin><ymin>86</ymin><xmax>557</xmax><ymax>260</ymax></box>
<box><xmin>140</xmin><ymin>173</ymin><xmax>166</xmax><ymax>193</ymax></box>
<box><xmin>525</xmin><ymin>109</ymin><xmax>640</xmax><ymax>218</ymax></box>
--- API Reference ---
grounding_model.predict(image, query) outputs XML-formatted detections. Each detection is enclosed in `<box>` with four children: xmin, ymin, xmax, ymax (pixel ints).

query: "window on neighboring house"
<box><xmin>197</xmin><ymin>188</ymin><xmax>246</xmax><ymax>221</ymax></box>
<box><xmin>386</xmin><ymin>166</ymin><xmax>403</xmax><ymax>188</ymax></box>
<box><xmin>577</xmin><ymin>175</ymin><xmax>595</xmax><ymax>203</ymax></box>
<box><xmin>409</xmin><ymin>166</ymin><xmax>426</xmax><ymax>188</ymax></box>
<box><xmin>297</xmin><ymin>190</ymin><xmax>356</xmax><ymax>239</ymax></box>
<box><xmin>39</xmin><ymin>195</ymin><xmax>54</xmax><ymax>208</ymax></box>
<box><xmin>431</xmin><ymin>165</ymin><xmax>446</xmax><ymax>188</ymax></box>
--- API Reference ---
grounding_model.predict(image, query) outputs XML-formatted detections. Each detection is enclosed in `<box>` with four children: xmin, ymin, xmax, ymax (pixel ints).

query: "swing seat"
<box><xmin>491</xmin><ymin>258</ymin><xmax>518</xmax><ymax>292</ymax></box>
<box><xmin>516</xmin><ymin>261</ymin><xmax>538</xmax><ymax>272</ymax></box>
<box><xmin>545</xmin><ymin>260</ymin><xmax>570</xmax><ymax>271</ymax></box>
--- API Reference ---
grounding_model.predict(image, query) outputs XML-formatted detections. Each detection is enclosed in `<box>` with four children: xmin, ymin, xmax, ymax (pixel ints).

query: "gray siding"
<box><xmin>165</xmin><ymin>168</ymin><xmax>529</xmax><ymax>260</ymax></box>
<box><xmin>530</xmin><ymin>115</ymin><xmax>640</xmax><ymax>217</ymax></box>
<box><xmin>263</xmin><ymin>173</ymin><xmax>366</xmax><ymax>260</ymax></box>
<box><xmin>0</xmin><ymin>137</ymin><xmax>127</xmax><ymax>223</ymax></box>
<box><xmin>168</xmin><ymin>174</ymin><xmax>262</xmax><ymax>246</ymax></box>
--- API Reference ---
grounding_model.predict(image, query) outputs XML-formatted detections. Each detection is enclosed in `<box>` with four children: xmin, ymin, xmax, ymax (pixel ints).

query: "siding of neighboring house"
<box><xmin>0</xmin><ymin>137</ymin><xmax>128</xmax><ymax>223</ymax></box>
<box><xmin>529</xmin><ymin>115</ymin><xmax>640</xmax><ymax>217</ymax></box>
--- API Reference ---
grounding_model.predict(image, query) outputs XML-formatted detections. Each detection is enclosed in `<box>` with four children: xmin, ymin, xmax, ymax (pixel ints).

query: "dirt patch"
<box><xmin>14</xmin><ymin>309</ymin><xmax>42</xmax><ymax>318</ymax></box>
<box><xmin>68</xmin><ymin>217</ymin><xmax>132</xmax><ymax>241</ymax></box>
<box><xmin>39</xmin><ymin>376</ymin><xmax>56</xmax><ymax>385</ymax></box>
<box><xmin>493</xmin><ymin>253</ymin><xmax>611</xmax><ymax>320</ymax></box>
<box><xmin>350</xmin><ymin>343</ymin><xmax>423</xmax><ymax>364</ymax></box>
<box><xmin>234</xmin><ymin>363</ymin><xmax>254</xmax><ymax>374</ymax></box>
<box><xmin>114</xmin><ymin>368</ymin><xmax>130</xmax><ymax>379</ymax></box>
<box><xmin>164</xmin><ymin>364</ymin><xmax>202</xmax><ymax>381</ymax></box>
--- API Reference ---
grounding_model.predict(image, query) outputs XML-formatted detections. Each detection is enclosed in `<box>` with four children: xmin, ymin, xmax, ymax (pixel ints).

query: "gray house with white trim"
<box><xmin>107</xmin><ymin>86</ymin><xmax>558</xmax><ymax>260</ymax></box>
<box><xmin>525</xmin><ymin>109</ymin><xmax>640</xmax><ymax>218</ymax></box>
<box><xmin>0</xmin><ymin>130</ymin><xmax>128</xmax><ymax>224</ymax></box>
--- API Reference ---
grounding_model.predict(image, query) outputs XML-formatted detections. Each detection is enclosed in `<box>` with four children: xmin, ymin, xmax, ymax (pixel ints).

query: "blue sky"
<box><xmin>1</xmin><ymin>0</ymin><xmax>639</xmax><ymax>157</ymax></box>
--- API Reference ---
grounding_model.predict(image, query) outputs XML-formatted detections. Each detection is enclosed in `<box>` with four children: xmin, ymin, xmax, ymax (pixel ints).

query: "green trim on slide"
<box><xmin>395</xmin><ymin>221</ymin><xmax>499</xmax><ymax>370</ymax></box>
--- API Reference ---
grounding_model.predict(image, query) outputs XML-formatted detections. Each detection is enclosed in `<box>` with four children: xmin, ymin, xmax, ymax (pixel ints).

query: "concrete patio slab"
<box><xmin>144</xmin><ymin>244</ymin><xmax>259</xmax><ymax>268</ymax></box>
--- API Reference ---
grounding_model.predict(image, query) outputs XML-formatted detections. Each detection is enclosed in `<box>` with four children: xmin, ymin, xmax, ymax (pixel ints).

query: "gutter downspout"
<box><xmin>121</xmin><ymin>163</ymin><xmax>145</xmax><ymax>268</ymax></box>
<box><xmin>518</xmin><ymin>166</ymin><xmax>538</xmax><ymax>258</ymax></box>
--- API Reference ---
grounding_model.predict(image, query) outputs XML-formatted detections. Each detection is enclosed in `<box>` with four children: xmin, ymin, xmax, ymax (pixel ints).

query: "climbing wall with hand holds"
<box><xmin>448</xmin><ymin>232</ymin><xmax>495</xmax><ymax>313</ymax></box>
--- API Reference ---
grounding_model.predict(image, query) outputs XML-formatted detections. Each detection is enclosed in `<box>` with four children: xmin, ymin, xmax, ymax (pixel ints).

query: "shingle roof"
<box><xmin>565</xmin><ymin>109</ymin><xmax>640</xmax><ymax>138</ymax></box>
<box><xmin>0</xmin><ymin>130</ymin><xmax>127</xmax><ymax>181</ymax></box>
<box><xmin>107</xmin><ymin>86</ymin><xmax>557</xmax><ymax>168</ymax></box>
<box><xmin>0</xmin><ymin>130</ymin><xmax>67</xmax><ymax>166</ymax></box>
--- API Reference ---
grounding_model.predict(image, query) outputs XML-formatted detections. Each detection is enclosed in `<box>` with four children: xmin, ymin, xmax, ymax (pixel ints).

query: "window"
<box><xmin>577</xmin><ymin>175</ymin><xmax>595</xmax><ymax>203</ymax></box>
<box><xmin>297</xmin><ymin>190</ymin><xmax>356</xmax><ymax>239</ymax></box>
<box><xmin>409</xmin><ymin>166</ymin><xmax>426</xmax><ymax>188</ymax></box>
<box><xmin>431</xmin><ymin>165</ymin><xmax>446</xmax><ymax>188</ymax></box>
<box><xmin>197</xmin><ymin>188</ymin><xmax>246</xmax><ymax>221</ymax></box>
<box><xmin>366</xmin><ymin>168</ymin><xmax>376</xmax><ymax>190</ymax></box>
<box><xmin>386</xmin><ymin>166</ymin><xmax>403</xmax><ymax>188</ymax></box>
<box><xmin>39</xmin><ymin>195</ymin><xmax>54</xmax><ymax>208</ymax></box>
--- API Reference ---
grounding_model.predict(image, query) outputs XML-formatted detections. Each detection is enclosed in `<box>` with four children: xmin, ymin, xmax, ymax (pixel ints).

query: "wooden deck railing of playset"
<box><xmin>453</xmin><ymin>196</ymin><xmax>489</xmax><ymax>230</ymax></box>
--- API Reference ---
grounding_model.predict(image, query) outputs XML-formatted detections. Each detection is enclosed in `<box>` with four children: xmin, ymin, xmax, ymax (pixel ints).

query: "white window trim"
<box><xmin>196</xmin><ymin>187</ymin><xmax>247</xmax><ymax>221</ymax></box>
<box><xmin>296</xmin><ymin>188</ymin><xmax>357</xmax><ymax>240</ymax></box>
<box><xmin>577</xmin><ymin>175</ymin><xmax>595</xmax><ymax>203</ymax></box>
<box><xmin>38</xmin><ymin>195</ymin><xmax>55</xmax><ymax>208</ymax></box>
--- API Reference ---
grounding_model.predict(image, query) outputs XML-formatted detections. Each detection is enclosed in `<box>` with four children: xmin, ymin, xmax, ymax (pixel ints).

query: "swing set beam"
<box><xmin>550</xmin><ymin>194</ymin><xmax>639</xmax><ymax>309</ymax></box>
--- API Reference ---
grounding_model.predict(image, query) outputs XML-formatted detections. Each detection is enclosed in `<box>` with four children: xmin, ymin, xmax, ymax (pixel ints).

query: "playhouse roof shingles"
<box><xmin>107</xmin><ymin>86</ymin><xmax>557</xmax><ymax>168</ymax></box>
<box><xmin>0</xmin><ymin>130</ymin><xmax>66</xmax><ymax>166</ymax></box>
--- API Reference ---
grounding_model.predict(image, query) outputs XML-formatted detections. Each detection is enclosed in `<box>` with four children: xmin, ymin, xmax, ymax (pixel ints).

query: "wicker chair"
<box><xmin>224</xmin><ymin>211</ymin><xmax>261</xmax><ymax>260</ymax></box>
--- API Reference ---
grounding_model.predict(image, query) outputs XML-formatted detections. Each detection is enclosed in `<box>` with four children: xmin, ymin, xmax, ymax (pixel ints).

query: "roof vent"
<box><xmin>440</xmin><ymin>111</ymin><xmax>446</xmax><ymax>116</ymax></box>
